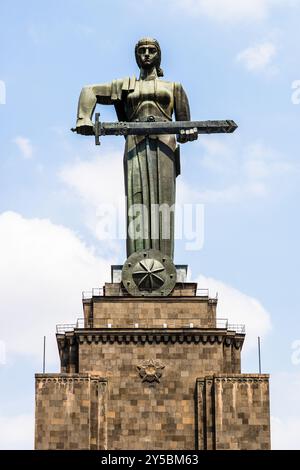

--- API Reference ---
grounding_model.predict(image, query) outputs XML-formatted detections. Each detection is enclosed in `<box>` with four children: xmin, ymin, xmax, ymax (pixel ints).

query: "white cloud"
<box><xmin>0</xmin><ymin>414</ymin><xmax>34</xmax><ymax>450</ymax></box>
<box><xmin>272</xmin><ymin>416</ymin><xmax>300</xmax><ymax>449</ymax></box>
<box><xmin>194</xmin><ymin>137</ymin><xmax>297</xmax><ymax>203</ymax></box>
<box><xmin>194</xmin><ymin>183</ymin><xmax>268</xmax><ymax>203</ymax></box>
<box><xmin>59</xmin><ymin>137</ymin><xmax>298</xmax><ymax>243</ymax></box>
<box><xmin>243</xmin><ymin>142</ymin><xmax>294</xmax><ymax>177</ymax></box>
<box><xmin>60</xmin><ymin>146</ymin><xmax>123</xmax><ymax>208</ymax></box>
<box><xmin>236</xmin><ymin>42</ymin><xmax>277</xmax><ymax>73</ymax></box>
<box><xmin>171</xmin><ymin>0</ymin><xmax>288</xmax><ymax>23</ymax></box>
<box><xmin>0</xmin><ymin>211</ymin><xmax>113</xmax><ymax>365</ymax></box>
<box><xmin>196</xmin><ymin>274</ymin><xmax>272</xmax><ymax>353</ymax></box>
<box><xmin>197</xmin><ymin>138</ymin><xmax>236</xmax><ymax>174</ymax></box>
<box><xmin>176</xmin><ymin>176</ymin><xmax>209</xmax><ymax>207</ymax></box>
<box><xmin>60</xmin><ymin>145</ymin><xmax>125</xmax><ymax>250</ymax></box>
<box><xmin>58</xmin><ymin>132</ymin><xmax>299</xmax><ymax>243</ymax></box>
<box><xmin>271</xmin><ymin>372</ymin><xmax>300</xmax><ymax>449</ymax></box>
<box><xmin>13</xmin><ymin>136</ymin><xmax>34</xmax><ymax>159</ymax></box>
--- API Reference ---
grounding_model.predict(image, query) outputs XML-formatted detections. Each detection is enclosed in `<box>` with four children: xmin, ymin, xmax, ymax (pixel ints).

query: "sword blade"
<box><xmin>98</xmin><ymin>120</ymin><xmax>238</xmax><ymax>136</ymax></box>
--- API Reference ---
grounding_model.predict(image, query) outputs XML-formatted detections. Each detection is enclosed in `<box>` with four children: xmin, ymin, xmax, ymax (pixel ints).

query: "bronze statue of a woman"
<box><xmin>75</xmin><ymin>37</ymin><xmax>197</xmax><ymax>264</ymax></box>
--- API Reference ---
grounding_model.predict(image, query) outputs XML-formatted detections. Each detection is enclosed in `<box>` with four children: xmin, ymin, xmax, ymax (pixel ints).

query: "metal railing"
<box><xmin>82</xmin><ymin>288</ymin><xmax>104</xmax><ymax>299</ymax></box>
<box><xmin>227</xmin><ymin>323</ymin><xmax>246</xmax><ymax>334</ymax></box>
<box><xmin>82</xmin><ymin>287</ymin><xmax>214</xmax><ymax>300</ymax></box>
<box><xmin>56</xmin><ymin>317</ymin><xmax>245</xmax><ymax>334</ymax></box>
<box><xmin>197</xmin><ymin>288</ymin><xmax>210</xmax><ymax>297</ymax></box>
<box><xmin>216</xmin><ymin>318</ymin><xmax>245</xmax><ymax>334</ymax></box>
<box><xmin>56</xmin><ymin>318</ymin><xmax>84</xmax><ymax>334</ymax></box>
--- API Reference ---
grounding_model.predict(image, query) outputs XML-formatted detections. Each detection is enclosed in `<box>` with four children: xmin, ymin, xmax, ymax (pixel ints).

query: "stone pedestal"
<box><xmin>35</xmin><ymin>282</ymin><xmax>271</xmax><ymax>450</ymax></box>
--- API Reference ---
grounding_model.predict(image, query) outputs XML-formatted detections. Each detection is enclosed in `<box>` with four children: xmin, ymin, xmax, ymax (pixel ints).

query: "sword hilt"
<box><xmin>94</xmin><ymin>112</ymin><xmax>101</xmax><ymax>146</ymax></box>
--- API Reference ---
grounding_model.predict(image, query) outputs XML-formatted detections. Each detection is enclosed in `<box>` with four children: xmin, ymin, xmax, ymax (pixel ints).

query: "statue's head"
<box><xmin>135</xmin><ymin>37</ymin><xmax>164</xmax><ymax>77</ymax></box>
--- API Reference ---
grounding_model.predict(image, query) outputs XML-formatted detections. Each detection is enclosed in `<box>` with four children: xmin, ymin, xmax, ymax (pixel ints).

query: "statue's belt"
<box><xmin>132</xmin><ymin>115</ymin><xmax>171</xmax><ymax>123</ymax></box>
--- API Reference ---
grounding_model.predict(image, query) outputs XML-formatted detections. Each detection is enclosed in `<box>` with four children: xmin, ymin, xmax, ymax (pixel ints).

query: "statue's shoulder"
<box><xmin>157</xmin><ymin>79</ymin><xmax>183</xmax><ymax>92</ymax></box>
<box><xmin>173</xmin><ymin>81</ymin><xmax>184</xmax><ymax>90</ymax></box>
<box><xmin>156</xmin><ymin>78</ymin><xmax>173</xmax><ymax>86</ymax></box>
<box><xmin>117</xmin><ymin>76</ymin><xmax>137</xmax><ymax>92</ymax></box>
<box><xmin>110</xmin><ymin>76</ymin><xmax>137</xmax><ymax>101</ymax></box>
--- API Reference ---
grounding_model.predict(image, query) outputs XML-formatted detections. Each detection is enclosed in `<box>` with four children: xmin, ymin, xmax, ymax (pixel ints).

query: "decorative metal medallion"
<box><xmin>137</xmin><ymin>359</ymin><xmax>165</xmax><ymax>383</ymax></box>
<box><xmin>121</xmin><ymin>249</ymin><xmax>177</xmax><ymax>296</ymax></box>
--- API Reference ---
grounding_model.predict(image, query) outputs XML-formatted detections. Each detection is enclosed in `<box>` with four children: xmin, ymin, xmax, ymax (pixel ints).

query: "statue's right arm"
<box><xmin>76</xmin><ymin>83</ymin><xmax>112</xmax><ymax>135</ymax></box>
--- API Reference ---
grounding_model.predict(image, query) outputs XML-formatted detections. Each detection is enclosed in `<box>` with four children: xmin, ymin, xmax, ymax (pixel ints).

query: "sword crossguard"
<box><xmin>95</xmin><ymin>112</ymin><xmax>101</xmax><ymax>146</ymax></box>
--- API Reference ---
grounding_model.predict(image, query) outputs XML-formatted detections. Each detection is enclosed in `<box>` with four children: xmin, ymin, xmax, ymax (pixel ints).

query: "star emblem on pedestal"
<box><xmin>137</xmin><ymin>359</ymin><xmax>165</xmax><ymax>383</ymax></box>
<box><xmin>132</xmin><ymin>258</ymin><xmax>165</xmax><ymax>292</ymax></box>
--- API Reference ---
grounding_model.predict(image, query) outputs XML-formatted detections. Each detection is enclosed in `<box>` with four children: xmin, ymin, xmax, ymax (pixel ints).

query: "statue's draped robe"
<box><xmin>77</xmin><ymin>76</ymin><xmax>191</xmax><ymax>259</ymax></box>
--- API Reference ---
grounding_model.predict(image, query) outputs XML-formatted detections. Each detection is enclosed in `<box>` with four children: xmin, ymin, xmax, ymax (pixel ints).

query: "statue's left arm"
<box><xmin>174</xmin><ymin>83</ymin><xmax>198</xmax><ymax>143</ymax></box>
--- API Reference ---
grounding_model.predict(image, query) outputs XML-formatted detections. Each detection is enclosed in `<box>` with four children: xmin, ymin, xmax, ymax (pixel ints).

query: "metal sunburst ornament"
<box><xmin>122</xmin><ymin>249</ymin><xmax>177</xmax><ymax>296</ymax></box>
<box><xmin>132</xmin><ymin>258</ymin><xmax>165</xmax><ymax>291</ymax></box>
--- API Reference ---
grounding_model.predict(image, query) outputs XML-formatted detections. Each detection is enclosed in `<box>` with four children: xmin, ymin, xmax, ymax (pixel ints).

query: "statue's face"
<box><xmin>137</xmin><ymin>43</ymin><xmax>158</xmax><ymax>69</ymax></box>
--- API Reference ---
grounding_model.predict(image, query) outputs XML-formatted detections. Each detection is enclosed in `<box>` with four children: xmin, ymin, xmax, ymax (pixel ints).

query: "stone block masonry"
<box><xmin>196</xmin><ymin>375</ymin><xmax>270</xmax><ymax>450</ymax></box>
<box><xmin>35</xmin><ymin>374</ymin><xmax>107</xmax><ymax>450</ymax></box>
<box><xmin>35</xmin><ymin>283</ymin><xmax>271</xmax><ymax>449</ymax></box>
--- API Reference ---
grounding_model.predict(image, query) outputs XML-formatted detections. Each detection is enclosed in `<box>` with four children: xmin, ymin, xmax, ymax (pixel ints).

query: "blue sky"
<box><xmin>1</xmin><ymin>0</ymin><xmax>300</xmax><ymax>448</ymax></box>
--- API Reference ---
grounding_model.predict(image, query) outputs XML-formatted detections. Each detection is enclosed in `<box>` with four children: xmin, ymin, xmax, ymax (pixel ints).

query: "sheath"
<box><xmin>76</xmin><ymin>76</ymin><xmax>191</xmax><ymax>259</ymax></box>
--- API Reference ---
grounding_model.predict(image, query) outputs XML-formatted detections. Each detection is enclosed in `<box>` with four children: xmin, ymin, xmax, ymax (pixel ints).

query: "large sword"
<box><xmin>72</xmin><ymin>113</ymin><xmax>238</xmax><ymax>145</ymax></box>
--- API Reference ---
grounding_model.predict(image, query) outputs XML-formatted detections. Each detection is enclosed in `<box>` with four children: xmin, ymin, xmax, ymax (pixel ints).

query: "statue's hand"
<box><xmin>74</xmin><ymin>118</ymin><xmax>95</xmax><ymax>136</ymax></box>
<box><xmin>177</xmin><ymin>127</ymin><xmax>198</xmax><ymax>144</ymax></box>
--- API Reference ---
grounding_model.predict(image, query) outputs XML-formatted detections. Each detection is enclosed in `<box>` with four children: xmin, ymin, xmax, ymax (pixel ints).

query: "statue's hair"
<box><xmin>135</xmin><ymin>37</ymin><xmax>164</xmax><ymax>77</ymax></box>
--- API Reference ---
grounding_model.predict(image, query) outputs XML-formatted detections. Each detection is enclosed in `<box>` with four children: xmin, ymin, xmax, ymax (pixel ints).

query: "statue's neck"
<box><xmin>139</xmin><ymin>67</ymin><xmax>158</xmax><ymax>81</ymax></box>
